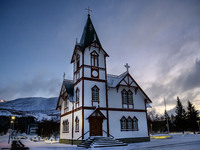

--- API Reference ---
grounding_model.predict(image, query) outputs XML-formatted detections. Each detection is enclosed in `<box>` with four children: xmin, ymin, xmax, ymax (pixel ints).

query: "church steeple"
<box><xmin>80</xmin><ymin>15</ymin><xmax>102</xmax><ymax>48</ymax></box>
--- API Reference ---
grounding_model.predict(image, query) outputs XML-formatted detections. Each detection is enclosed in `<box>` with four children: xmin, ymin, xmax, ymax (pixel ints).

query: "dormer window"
<box><xmin>76</xmin><ymin>54</ymin><xmax>80</xmax><ymax>70</ymax></box>
<box><xmin>91</xmin><ymin>51</ymin><xmax>99</xmax><ymax>67</ymax></box>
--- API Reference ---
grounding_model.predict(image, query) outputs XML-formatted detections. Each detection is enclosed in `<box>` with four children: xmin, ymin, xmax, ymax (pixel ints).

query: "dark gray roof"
<box><xmin>80</xmin><ymin>15</ymin><xmax>102</xmax><ymax>48</ymax></box>
<box><xmin>63</xmin><ymin>79</ymin><xmax>74</xmax><ymax>102</ymax></box>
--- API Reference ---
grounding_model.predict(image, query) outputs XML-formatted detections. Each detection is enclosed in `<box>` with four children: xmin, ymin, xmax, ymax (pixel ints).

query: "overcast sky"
<box><xmin>0</xmin><ymin>0</ymin><xmax>200</xmax><ymax>114</ymax></box>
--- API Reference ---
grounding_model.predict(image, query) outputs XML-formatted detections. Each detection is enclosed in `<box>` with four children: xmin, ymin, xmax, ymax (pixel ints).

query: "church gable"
<box><xmin>56</xmin><ymin>79</ymin><xmax>74</xmax><ymax>110</ymax></box>
<box><xmin>87</xmin><ymin>109</ymin><xmax>106</xmax><ymax>119</ymax></box>
<box><xmin>117</xmin><ymin>74</ymin><xmax>137</xmax><ymax>87</ymax></box>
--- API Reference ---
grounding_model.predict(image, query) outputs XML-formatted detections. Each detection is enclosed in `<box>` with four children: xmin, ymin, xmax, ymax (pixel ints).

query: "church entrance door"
<box><xmin>89</xmin><ymin>117</ymin><xmax>103</xmax><ymax>136</ymax></box>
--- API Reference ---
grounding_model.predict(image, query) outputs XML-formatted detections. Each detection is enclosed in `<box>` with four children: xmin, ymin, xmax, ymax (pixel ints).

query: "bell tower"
<box><xmin>71</xmin><ymin>14</ymin><xmax>109</xmax><ymax>108</ymax></box>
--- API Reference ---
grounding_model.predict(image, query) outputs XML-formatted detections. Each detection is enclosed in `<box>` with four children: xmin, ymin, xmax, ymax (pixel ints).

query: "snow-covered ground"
<box><xmin>0</xmin><ymin>133</ymin><xmax>200</xmax><ymax>150</ymax></box>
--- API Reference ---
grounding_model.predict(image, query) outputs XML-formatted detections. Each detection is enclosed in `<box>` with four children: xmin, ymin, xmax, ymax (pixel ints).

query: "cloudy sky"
<box><xmin>0</xmin><ymin>0</ymin><xmax>200</xmax><ymax>114</ymax></box>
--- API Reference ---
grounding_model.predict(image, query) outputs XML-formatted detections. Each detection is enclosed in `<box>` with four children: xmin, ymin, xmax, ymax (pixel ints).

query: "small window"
<box><xmin>127</xmin><ymin>117</ymin><xmax>133</xmax><ymax>130</ymax></box>
<box><xmin>76</xmin><ymin>88</ymin><xmax>80</xmax><ymax>103</ymax></box>
<box><xmin>76</xmin><ymin>54</ymin><xmax>80</xmax><ymax>70</ymax></box>
<box><xmin>120</xmin><ymin>116</ymin><xmax>127</xmax><ymax>130</ymax></box>
<box><xmin>133</xmin><ymin>117</ymin><xmax>138</xmax><ymax>131</ymax></box>
<box><xmin>128</xmin><ymin>90</ymin><xmax>133</xmax><ymax>105</ymax></box>
<box><xmin>92</xmin><ymin>85</ymin><xmax>99</xmax><ymax>102</ymax></box>
<box><xmin>122</xmin><ymin>90</ymin><xmax>127</xmax><ymax>104</ymax></box>
<box><xmin>75</xmin><ymin>116</ymin><xmax>79</xmax><ymax>132</ymax></box>
<box><xmin>91</xmin><ymin>51</ymin><xmax>99</xmax><ymax>67</ymax></box>
<box><xmin>63</xmin><ymin>119</ymin><xmax>69</xmax><ymax>133</ymax></box>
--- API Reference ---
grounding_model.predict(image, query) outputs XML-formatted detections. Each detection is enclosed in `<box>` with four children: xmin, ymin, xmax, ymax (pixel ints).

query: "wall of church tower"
<box><xmin>83</xmin><ymin>80</ymin><xmax>107</xmax><ymax>107</ymax></box>
<box><xmin>83</xmin><ymin>46</ymin><xmax>106</xmax><ymax>68</ymax></box>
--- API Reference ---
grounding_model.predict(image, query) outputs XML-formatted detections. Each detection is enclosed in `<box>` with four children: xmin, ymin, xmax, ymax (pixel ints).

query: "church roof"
<box><xmin>63</xmin><ymin>79</ymin><xmax>74</xmax><ymax>102</ymax></box>
<box><xmin>80</xmin><ymin>15</ymin><xmax>102</xmax><ymax>48</ymax></box>
<box><xmin>56</xmin><ymin>79</ymin><xmax>74</xmax><ymax>110</ymax></box>
<box><xmin>107</xmin><ymin>71</ymin><xmax>128</xmax><ymax>87</ymax></box>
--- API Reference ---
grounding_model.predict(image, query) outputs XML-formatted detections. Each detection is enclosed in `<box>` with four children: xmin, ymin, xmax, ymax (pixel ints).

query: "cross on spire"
<box><xmin>85</xmin><ymin>6</ymin><xmax>92</xmax><ymax>15</ymax></box>
<box><xmin>124</xmin><ymin>63</ymin><xmax>130</xmax><ymax>72</ymax></box>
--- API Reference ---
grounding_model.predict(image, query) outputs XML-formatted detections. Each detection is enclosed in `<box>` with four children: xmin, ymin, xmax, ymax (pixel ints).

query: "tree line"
<box><xmin>148</xmin><ymin>97</ymin><xmax>199</xmax><ymax>134</ymax></box>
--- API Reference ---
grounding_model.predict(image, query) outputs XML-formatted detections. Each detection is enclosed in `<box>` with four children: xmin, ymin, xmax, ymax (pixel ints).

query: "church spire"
<box><xmin>80</xmin><ymin>14</ymin><xmax>102</xmax><ymax>48</ymax></box>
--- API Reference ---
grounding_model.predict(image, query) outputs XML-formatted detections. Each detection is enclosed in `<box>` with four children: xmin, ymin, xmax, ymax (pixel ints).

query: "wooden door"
<box><xmin>90</xmin><ymin>117</ymin><xmax>102</xmax><ymax>136</ymax></box>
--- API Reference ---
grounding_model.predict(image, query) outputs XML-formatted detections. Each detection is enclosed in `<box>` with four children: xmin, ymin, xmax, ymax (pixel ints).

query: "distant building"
<box><xmin>56</xmin><ymin>14</ymin><xmax>152</xmax><ymax>144</ymax></box>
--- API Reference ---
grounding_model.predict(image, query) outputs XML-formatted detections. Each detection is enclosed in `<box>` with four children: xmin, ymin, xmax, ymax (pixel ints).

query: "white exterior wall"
<box><xmin>109</xmin><ymin>111</ymin><xmax>148</xmax><ymax>139</ymax></box>
<box><xmin>84</xmin><ymin>80</ymin><xmax>106</xmax><ymax>107</ymax></box>
<box><xmin>108</xmin><ymin>86</ymin><xmax>146</xmax><ymax>109</ymax></box>
<box><xmin>60</xmin><ymin>110</ymin><xmax>82</xmax><ymax>140</ymax></box>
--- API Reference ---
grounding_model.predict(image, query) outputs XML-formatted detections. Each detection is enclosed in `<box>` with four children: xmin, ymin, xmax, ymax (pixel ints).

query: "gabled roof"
<box><xmin>107</xmin><ymin>71</ymin><xmax>152</xmax><ymax>103</ymax></box>
<box><xmin>56</xmin><ymin>79</ymin><xmax>74</xmax><ymax>110</ymax></box>
<box><xmin>80</xmin><ymin>15</ymin><xmax>102</xmax><ymax>48</ymax></box>
<box><xmin>107</xmin><ymin>71</ymin><xmax>128</xmax><ymax>87</ymax></box>
<box><xmin>87</xmin><ymin>108</ymin><xmax>106</xmax><ymax>119</ymax></box>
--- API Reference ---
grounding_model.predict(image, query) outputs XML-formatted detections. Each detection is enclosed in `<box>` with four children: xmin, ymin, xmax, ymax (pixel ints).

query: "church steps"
<box><xmin>78</xmin><ymin>136</ymin><xmax>127</xmax><ymax>148</ymax></box>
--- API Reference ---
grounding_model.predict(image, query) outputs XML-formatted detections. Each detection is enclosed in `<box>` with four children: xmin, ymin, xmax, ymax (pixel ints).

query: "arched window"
<box><xmin>76</xmin><ymin>54</ymin><xmax>80</xmax><ymax>70</ymax></box>
<box><xmin>75</xmin><ymin>116</ymin><xmax>79</xmax><ymax>132</ymax></box>
<box><xmin>63</xmin><ymin>119</ymin><xmax>69</xmax><ymax>133</ymax></box>
<box><xmin>92</xmin><ymin>85</ymin><xmax>99</xmax><ymax>102</ymax></box>
<box><xmin>91</xmin><ymin>51</ymin><xmax>99</xmax><ymax>67</ymax></box>
<box><xmin>133</xmin><ymin>117</ymin><xmax>138</xmax><ymax>131</ymax></box>
<box><xmin>121</xmin><ymin>89</ymin><xmax>127</xmax><ymax>105</ymax></box>
<box><xmin>128</xmin><ymin>90</ymin><xmax>133</xmax><ymax>105</ymax></box>
<box><xmin>121</xmin><ymin>89</ymin><xmax>134</xmax><ymax>108</ymax></box>
<box><xmin>76</xmin><ymin>88</ymin><xmax>80</xmax><ymax>103</ymax></box>
<box><xmin>120</xmin><ymin>116</ymin><xmax>127</xmax><ymax>130</ymax></box>
<box><xmin>127</xmin><ymin>116</ymin><xmax>133</xmax><ymax>130</ymax></box>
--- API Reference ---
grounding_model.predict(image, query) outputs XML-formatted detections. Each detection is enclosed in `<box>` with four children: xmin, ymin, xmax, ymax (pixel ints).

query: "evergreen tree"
<box><xmin>186</xmin><ymin>100</ymin><xmax>199</xmax><ymax>133</ymax></box>
<box><xmin>175</xmin><ymin>96</ymin><xmax>186</xmax><ymax>133</ymax></box>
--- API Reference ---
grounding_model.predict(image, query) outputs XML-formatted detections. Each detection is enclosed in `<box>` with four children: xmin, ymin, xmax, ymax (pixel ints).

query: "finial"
<box><xmin>85</xmin><ymin>6</ymin><xmax>92</xmax><ymax>16</ymax></box>
<box><xmin>63</xmin><ymin>72</ymin><xmax>65</xmax><ymax>80</ymax></box>
<box><xmin>124</xmin><ymin>63</ymin><xmax>130</xmax><ymax>73</ymax></box>
<box><xmin>76</xmin><ymin>38</ymin><xmax>78</xmax><ymax>44</ymax></box>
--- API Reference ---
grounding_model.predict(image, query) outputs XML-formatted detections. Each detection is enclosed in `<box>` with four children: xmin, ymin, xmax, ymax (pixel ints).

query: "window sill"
<box><xmin>63</xmin><ymin>131</ymin><xmax>69</xmax><ymax>133</ymax></box>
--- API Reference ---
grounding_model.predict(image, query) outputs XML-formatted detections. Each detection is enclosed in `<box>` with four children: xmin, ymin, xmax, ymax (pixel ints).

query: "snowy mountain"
<box><xmin>0</xmin><ymin>97</ymin><xmax>60</xmax><ymax>121</ymax></box>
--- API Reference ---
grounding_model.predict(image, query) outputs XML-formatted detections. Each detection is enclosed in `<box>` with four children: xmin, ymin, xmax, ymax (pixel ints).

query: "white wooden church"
<box><xmin>56</xmin><ymin>13</ymin><xmax>152</xmax><ymax>145</ymax></box>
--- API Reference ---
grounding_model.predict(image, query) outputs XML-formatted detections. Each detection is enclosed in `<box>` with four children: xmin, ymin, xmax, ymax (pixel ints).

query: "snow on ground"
<box><xmin>0</xmin><ymin>133</ymin><xmax>200</xmax><ymax>150</ymax></box>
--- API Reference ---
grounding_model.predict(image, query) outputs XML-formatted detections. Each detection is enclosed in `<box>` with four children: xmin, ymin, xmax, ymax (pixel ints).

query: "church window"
<box><xmin>75</xmin><ymin>88</ymin><xmax>80</xmax><ymax>107</ymax></box>
<box><xmin>91</xmin><ymin>51</ymin><xmax>99</xmax><ymax>67</ymax></box>
<box><xmin>76</xmin><ymin>88</ymin><xmax>80</xmax><ymax>103</ymax></box>
<box><xmin>63</xmin><ymin>119</ymin><xmax>69</xmax><ymax>133</ymax></box>
<box><xmin>127</xmin><ymin>117</ymin><xmax>133</xmax><ymax>130</ymax></box>
<box><xmin>75</xmin><ymin>116</ymin><xmax>79</xmax><ymax>132</ymax></box>
<box><xmin>128</xmin><ymin>90</ymin><xmax>133</xmax><ymax>105</ymax></box>
<box><xmin>122</xmin><ymin>89</ymin><xmax>127</xmax><ymax>104</ymax></box>
<box><xmin>122</xmin><ymin>89</ymin><xmax>134</xmax><ymax>108</ymax></box>
<box><xmin>92</xmin><ymin>85</ymin><xmax>99</xmax><ymax>102</ymax></box>
<box><xmin>133</xmin><ymin>117</ymin><xmax>138</xmax><ymax>131</ymax></box>
<box><xmin>64</xmin><ymin>100</ymin><xmax>68</xmax><ymax>113</ymax></box>
<box><xmin>120</xmin><ymin>116</ymin><xmax>127</xmax><ymax>130</ymax></box>
<box><xmin>76</xmin><ymin>54</ymin><xmax>80</xmax><ymax>70</ymax></box>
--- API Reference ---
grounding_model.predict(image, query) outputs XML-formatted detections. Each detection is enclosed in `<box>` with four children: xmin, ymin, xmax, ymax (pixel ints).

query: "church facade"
<box><xmin>56</xmin><ymin>14</ymin><xmax>152</xmax><ymax>144</ymax></box>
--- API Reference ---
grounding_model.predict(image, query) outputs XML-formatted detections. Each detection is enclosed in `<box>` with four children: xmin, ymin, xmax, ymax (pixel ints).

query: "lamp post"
<box><xmin>11</xmin><ymin>116</ymin><xmax>16</xmax><ymax>130</ymax></box>
<box><xmin>150</xmin><ymin>124</ymin><xmax>153</xmax><ymax>134</ymax></box>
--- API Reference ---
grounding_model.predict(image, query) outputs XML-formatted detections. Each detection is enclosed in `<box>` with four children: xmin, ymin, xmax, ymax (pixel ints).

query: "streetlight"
<box><xmin>150</xmin><ymin>124</ymin><xmax>153</xmax><ymax>134</ymax></box>
<box><xmin>11</xmin><ymin>116</ymin><xmax>16</xmax><ymax>130</ymax></box>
